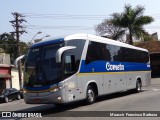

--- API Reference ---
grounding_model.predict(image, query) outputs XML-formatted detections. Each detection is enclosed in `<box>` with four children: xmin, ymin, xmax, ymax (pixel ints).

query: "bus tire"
<box><xmin>86</xmin><ymin>86</ymin><xmax>95</xmax><ymax>104</ymax></box>
<box><xmin>135</xmin><ymin>80</ymin><xmax>142</xmax><ymax>93</ymax></box>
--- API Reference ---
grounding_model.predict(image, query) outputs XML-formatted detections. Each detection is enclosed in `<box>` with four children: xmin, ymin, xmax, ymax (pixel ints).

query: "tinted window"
<box><xmin>112</xmin><ymin>46</ymin><xmax>125</xmax><ymax>61</ymax></box>
<box><xmin>66</xmin><ymin>40</ymin><xmax>85</xmax><ymax>64</ymax></box>
<box><xmin>86</xmin><ymin>41</ymin><xmax>111</xmax><ymax>64</ymax></box>
<box><xmin>114</xmin><ymin>47</ymin><xmax>149</xmax><ymax>63</ymax></box>
<box><xmin>106</xmin><ymin>44</ymin><xmax>115</xmax><ymax>61</ymax></box>
<box><xmin>64</xmin><ymin>39</ymin><xmax>86</xmax><ymax>77</ymax></box>
<box><xmin>86</xmin><ymin>41</ymin><xmax>149</xmax><ymax>63</ymax></box>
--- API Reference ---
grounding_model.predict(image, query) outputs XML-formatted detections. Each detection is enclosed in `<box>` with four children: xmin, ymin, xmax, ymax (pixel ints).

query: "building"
<box><xmin>0</xmin><ymin>53</ymin><xmax>12</xmax><ymax>92</ymax></box>
<box><xmin>0</xmin><ymin>53</ymin><xmax>20</xmax><ymax>92</ymax></box>
<box><xmin>150</xmin><ymin>53</ymin><xmax>160</xmax><ymax>77</ymax></box>
<box><xmin>151</xmin><ymin>32</ymin><xmax>158</xmax><ymax>41</ymax></box>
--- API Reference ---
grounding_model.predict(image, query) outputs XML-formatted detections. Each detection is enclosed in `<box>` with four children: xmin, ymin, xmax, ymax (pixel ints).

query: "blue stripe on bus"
<box><xmin>80</xmin><ymin>60</ymin><xmax>151</xmax><ymax>73</ymax></box>
<box><xmin>24</xmin><ymin>60</ymin><xmax>150</xmax><ymax>91</ymax></box>
<box><xmin>31</xmin><ymin>38</ymin><xmax>64</xmax><ymax>48</ymax></box>
<box><xmin>23</xmin><ymin>84</ymin><xmax>56</xmax><ymax>91</ymax></box>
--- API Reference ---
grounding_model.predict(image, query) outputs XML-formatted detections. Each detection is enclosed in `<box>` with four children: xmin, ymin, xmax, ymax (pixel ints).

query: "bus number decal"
<box><xmin>68</xmin><ymin>94</ymin><xmax>74</xmax><ymax>101</ymax></box>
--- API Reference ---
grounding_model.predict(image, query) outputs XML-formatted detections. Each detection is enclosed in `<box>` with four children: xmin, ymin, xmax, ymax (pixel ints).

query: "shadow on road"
<box><xmin>0</xmin><ymin>90</ymin><xmax>146</xmax><ymax>118</ymax></box>
<box><xmin>96</xmin><ymin>90</ymin><xmax>145</xmax><ymax>103</ymax></box>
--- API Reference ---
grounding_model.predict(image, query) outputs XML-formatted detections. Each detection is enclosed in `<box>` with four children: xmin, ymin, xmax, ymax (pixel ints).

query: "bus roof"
<box><xmin>31</xmin><ymin>38</ymin><xmax>64</xmax><ymax>48</ymax></box>
<box><xmin>31</xmin><ymin>33</ymin><xmax>148</xmax><ymax>52</ymax></box>
<box><xmin>65</xmin><ymin>33</ymin><xmax>148</xmax><ymax>52</ymax></box>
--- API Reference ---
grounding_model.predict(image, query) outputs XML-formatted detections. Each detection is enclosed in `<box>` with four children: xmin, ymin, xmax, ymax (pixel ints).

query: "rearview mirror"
<box><xmin>56</xmin><ymin>46</ymin><xmax>76</xmax><ymax>63</ymax></box>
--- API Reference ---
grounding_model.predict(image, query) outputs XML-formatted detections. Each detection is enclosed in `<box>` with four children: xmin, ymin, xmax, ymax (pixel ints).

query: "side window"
<box><xmin>120</xmin><ymin>48</ymin><xmax>149</xmax><ymax>63</ymax></box>
<box><xmin>85</xmin><ymin>41</ymin><xmax>149</xmax><ymax>64</ymax></box>
<box><xmin>64</xmin><ymin>39</ymin><xmax>86</xmax><ymax>77</ymax></box>
<box><xmin>85</xmin><ymin>41</ymin><xmax>98</xmax><ymax>64</ymax></box>
<box><xmin>86</xmin><ymin>41</ymin><xmax>111</xmax><ymax>64</ymax></box>
<box><xmin>143</xmin><ymin>52</ymin><xmax>149</xmax><ymax>63</ymax></box>
<box><xmin>113</xmin><ymin>46</ymin><xmax>125</xmax><ymax>62</ymax></box>
<box><xmin>137</xmin><ymin>51</ymin><xmax>149</xmax><ymax>63</ymax></box>
<box><xmin>106</xmin><ymin>44</ymin><xmax>114</xmax><ymax>61</ymax></box>
<box><xmin>66</xmin><ymin>39</ymin><xmax>85</xmax><ymax>67</ymax></box>
<box><xmin>64</xmin><ymin>52</ymin><xmax>76</xmax><ymax>78</ymax></box>
<box><xmin>123</xmin><ymin>47</ymin><xmax>133</xmax><ymax>62</ymax></box>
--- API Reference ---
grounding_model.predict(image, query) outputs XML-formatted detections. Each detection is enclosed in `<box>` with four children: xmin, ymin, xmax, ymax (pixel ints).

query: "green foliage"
<box><xmin>20</xmin><ymin>41</ymin><xmax>28</xmax><ymax>55</ymax></box>
<box><xmin>0</xmin><ymin>32</ymin><xmax>28</xmax><ymax>63</ymax></box>
<box><xmin>0</xmin><ymin>33</ymin><xmax>17</xmax><ymax>63</ymax></box>
<box><xmin>111</xmin><ymin>4</ymin><xmax>154</xmax><ymax>44</ymax></box>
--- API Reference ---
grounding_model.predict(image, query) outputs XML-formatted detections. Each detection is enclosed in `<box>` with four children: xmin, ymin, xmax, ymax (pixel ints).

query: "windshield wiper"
<box><xmin>28</xmin><ymin>60</ymin><xmax>39</xmax><ymax>84</ymax></box>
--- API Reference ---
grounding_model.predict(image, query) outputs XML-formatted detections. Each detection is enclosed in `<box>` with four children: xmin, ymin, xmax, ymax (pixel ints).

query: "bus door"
<box><xmin>63</xmin><ymin>50</ymin><xmax>83</xmax><ymax>101</ymax></box>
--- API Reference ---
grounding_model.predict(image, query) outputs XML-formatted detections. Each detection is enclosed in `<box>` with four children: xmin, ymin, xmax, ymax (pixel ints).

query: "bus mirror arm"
<box><xmin>14</xmin><ymin>55</ymin><xmax>26</xmax><ymax>69</ymax></box>
<box><xmin>56</xmin><ymin>46</ymin><xmax>76</xmax><ymax>63</ymax></box>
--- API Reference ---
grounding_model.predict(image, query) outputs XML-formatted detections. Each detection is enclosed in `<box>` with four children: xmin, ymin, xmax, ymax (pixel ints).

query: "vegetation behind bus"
<box><xmin>95</xmin><ymin>4</ymin><xmax>154</xmax><ymax>45</ymax></box>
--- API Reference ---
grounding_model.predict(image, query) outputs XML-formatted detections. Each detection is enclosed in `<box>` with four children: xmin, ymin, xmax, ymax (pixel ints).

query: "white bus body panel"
<box><xmin>24</xmin><ymin>33</ymin><xmax>151</xmax><ymax>104</ymax></box>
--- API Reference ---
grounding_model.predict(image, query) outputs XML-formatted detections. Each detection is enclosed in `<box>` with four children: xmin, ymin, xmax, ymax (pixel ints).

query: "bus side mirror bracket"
<box><xmin>56</xmin><ymin>46</ymin><xmax>76</xmax><ymax>63</ymax></box>
<box><xmin>14</xmin><ymin>55</ymin><xmax>26</xmax><ymax>69</ymax></box>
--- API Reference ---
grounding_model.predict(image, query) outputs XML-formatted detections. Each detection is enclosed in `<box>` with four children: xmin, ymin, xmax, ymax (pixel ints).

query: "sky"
<box><xmin>1</xmin><ymin>0</ymin><xmax>160</xmax><ymax>42</ymax></box>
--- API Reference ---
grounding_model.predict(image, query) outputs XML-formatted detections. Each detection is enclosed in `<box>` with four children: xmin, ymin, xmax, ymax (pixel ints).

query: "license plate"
<box><xmin>33</xmin><ymin>99</ymin><xmax>43</xmax><ymax>102</ymax></box>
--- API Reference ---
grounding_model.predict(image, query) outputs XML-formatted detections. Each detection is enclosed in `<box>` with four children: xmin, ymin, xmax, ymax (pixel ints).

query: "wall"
<box><xmin>11</xmin><ymin>69</ymin><xmax>20</xmax><ymax>90</ymax></box>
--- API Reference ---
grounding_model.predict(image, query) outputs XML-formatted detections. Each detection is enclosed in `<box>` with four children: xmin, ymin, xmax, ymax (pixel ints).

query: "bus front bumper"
<box><xmin>23</xmin><ymin>90</ymin><xmax>65</xmax><ymax>104</ymax></box>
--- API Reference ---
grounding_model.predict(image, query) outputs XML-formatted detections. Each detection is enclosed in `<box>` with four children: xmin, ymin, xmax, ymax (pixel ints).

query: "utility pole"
<box><xmin>10</xmin><ymin>12</ymin><xmax>26</xmax><ymax>90</ymax></box>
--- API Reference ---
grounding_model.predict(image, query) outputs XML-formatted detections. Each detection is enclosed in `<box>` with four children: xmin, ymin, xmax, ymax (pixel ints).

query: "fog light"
<box><xmin>58</xmin><ymin>97</ymin><xmax>62</xmax><ymax>100</ymax></box>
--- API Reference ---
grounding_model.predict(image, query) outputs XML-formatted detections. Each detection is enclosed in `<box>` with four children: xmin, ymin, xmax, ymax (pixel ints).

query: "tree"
<box><xmin>19</xmin><ymin>41</ymin><xmax>28</xmax><ymax>55</ymax></box>
<box><xmin>0</xmin><ymin>32</ymin><xmax>28</xmax><ymax>63</ymax></box>
<box><xmin>95</xmin><ymin>19</ymin><xmax>126</xmax><ymax>41</ymax></box>
<box><xmin>0</xmin><ymin>33</ymin><xmax>17</xmax><ymax>63</ymax></box>
<box><xmin>111</xmin><ymin>4</ymin><xmax>154</xmax><ymax>45</ymax></box>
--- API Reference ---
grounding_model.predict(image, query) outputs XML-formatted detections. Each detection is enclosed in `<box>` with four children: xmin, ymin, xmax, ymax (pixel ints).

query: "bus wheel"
<box><xmin>86</xmin><ymin>86</ymin><xmax>95</xmax><ymax>104</ymax></box>
<box><xmin>135</xmin><ymin>80</ymin><xmax>142</xmax><ymax>93</ymax></box>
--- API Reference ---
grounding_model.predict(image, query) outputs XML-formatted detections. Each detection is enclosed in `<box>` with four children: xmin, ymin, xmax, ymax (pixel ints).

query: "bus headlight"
<box><xmin>58</xmin><ymin>97</ymin><xmax>62</xmax><ymax>100</ymax></box>
<box><xmin>49</xmin><ymin>83</ymin><xmax>67</xmax><ymax>93</ymax></box>
<box><xmin>23</xmin><ymin>90</ymin><xmax>27</xmax><ymax>93</ymax></box>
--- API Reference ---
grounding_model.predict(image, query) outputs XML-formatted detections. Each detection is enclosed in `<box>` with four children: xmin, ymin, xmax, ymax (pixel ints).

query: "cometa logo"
<box><xmin>106</xmin><ymin>62</ymin><xmax>124</xmax><ymax>71</ymax></box>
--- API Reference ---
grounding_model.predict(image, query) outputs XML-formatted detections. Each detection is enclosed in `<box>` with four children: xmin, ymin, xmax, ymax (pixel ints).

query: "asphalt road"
<box><xmin>1</xmin><ymin>78</ymin><xmax>160</xmax><ymax>120</ymax></box>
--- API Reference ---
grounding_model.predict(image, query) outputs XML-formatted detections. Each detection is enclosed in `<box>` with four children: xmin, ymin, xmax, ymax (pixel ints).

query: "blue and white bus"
<box><xmin>22</xmin><ymin>33</ymin><xmax>151</xmax><ymax>105</ymax></box>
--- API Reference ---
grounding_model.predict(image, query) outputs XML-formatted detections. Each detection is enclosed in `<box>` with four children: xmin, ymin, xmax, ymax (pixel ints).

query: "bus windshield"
<box><xmin>24</xmin><ymin>43</ymin><xmax>64</xmax><ymax>87</ymax></box>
